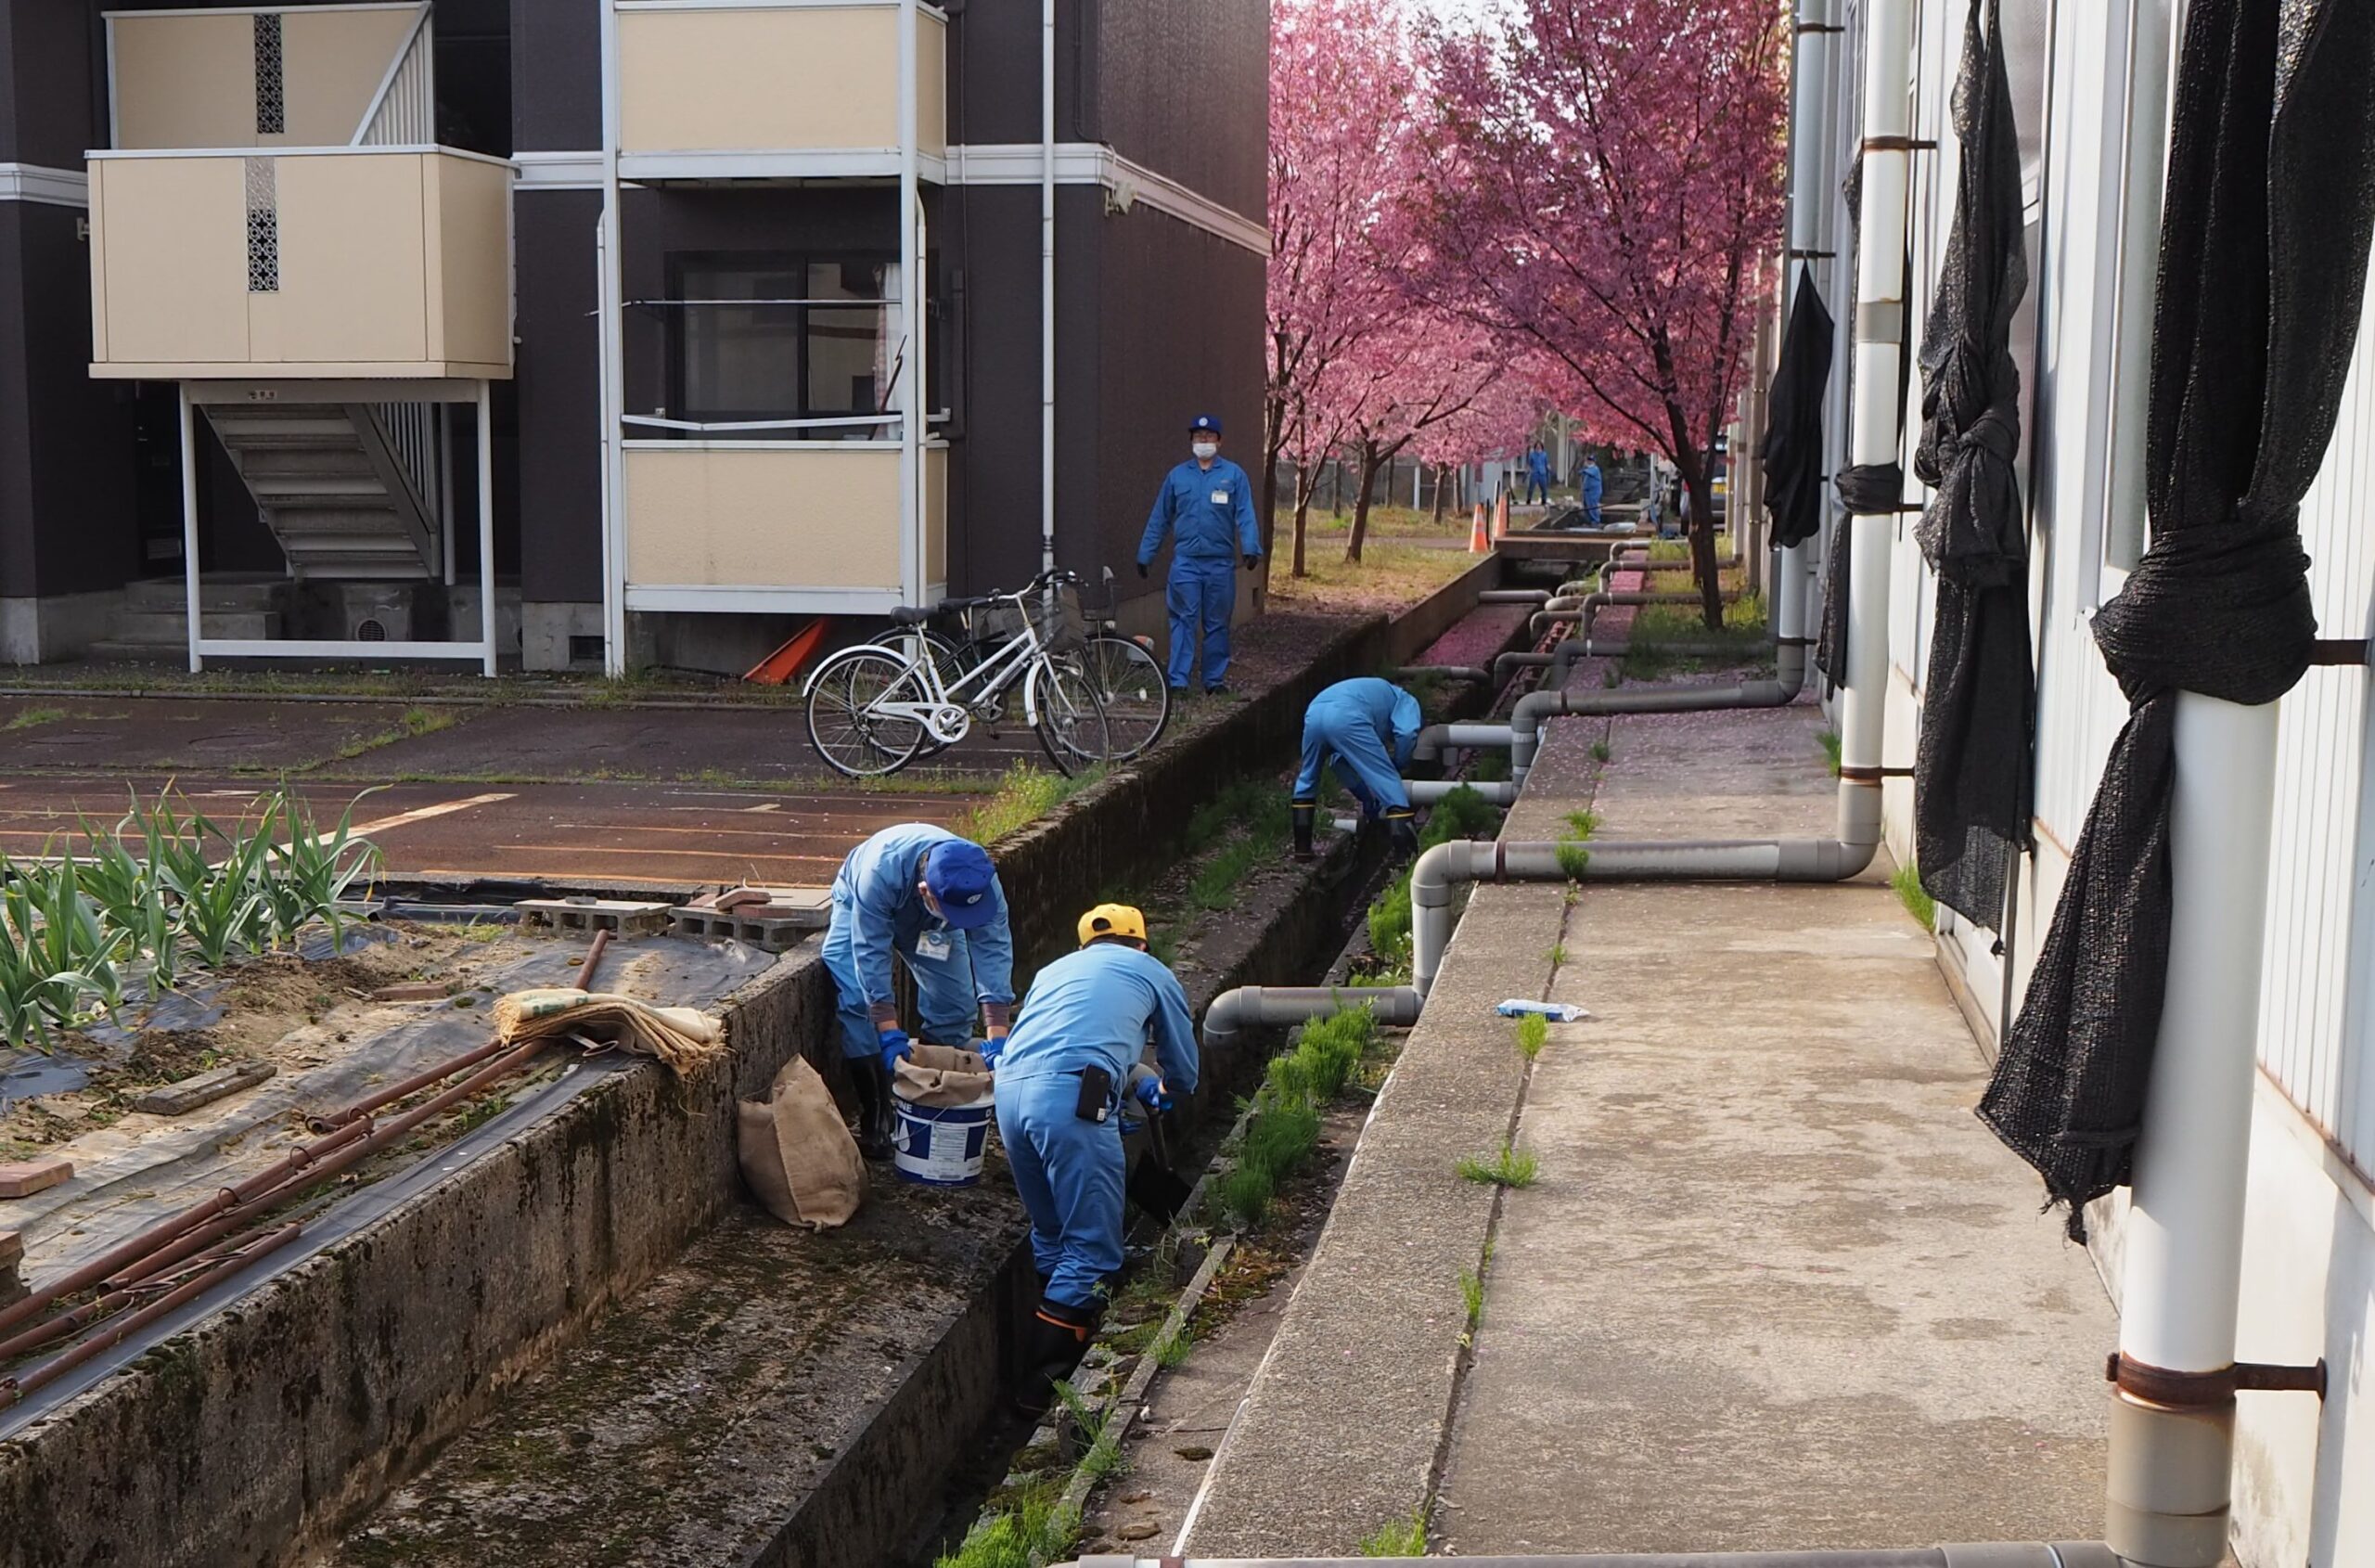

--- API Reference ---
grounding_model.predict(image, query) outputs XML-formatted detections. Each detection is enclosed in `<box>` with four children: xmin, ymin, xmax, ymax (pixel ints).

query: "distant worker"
<box><xmin>1137</xmin><ymin>414</ymin><xmax>1263</xmax><ymax>697</ymax></box>
<box><xmin>1290</xmin><ymin>676</ymin><xmax>1424</xmax><ymax>861</ymax></box>
<box><xmin>1580</xmin><ymin>455</ymin><xmax>1604</xmax><ymax>527</ymax></box>
<box><xmin>821</xmin><ymin>824</ymin><xmax>1014</xmax><ymax>1160</ymax></box>
<box><xmin>990</xmin><ymin>904</ymin><xmax>1199</xmax><ymax>1410</ymax></box>
<box><xmin>1524</xmin><ymin>443</ymin><xmax>1551</xmax><ymax>507</ymax></box>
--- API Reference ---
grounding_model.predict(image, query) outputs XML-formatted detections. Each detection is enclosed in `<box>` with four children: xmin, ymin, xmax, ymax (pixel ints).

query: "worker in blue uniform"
<box><xmin>1137</xmin><ymin>414</ymin><xmax>1263</xmax><ymax>696</ymax></box>
<box><xmin>1524</xmin><ymin>444</ymin><xmax>1551</xmax><ymax>506</ymax></box>
<box><xmin>821</xmin><ymin>823</ymin><xmax>1015</xmax><ymax>1160</ymax></box>
<box><xmin>988</xmin><ymin>903</ymin><xmax>1198</xmax><ymax>1411</ymax></box>
<box><xmin>1580</xmin><ymin>455</ymin><xmax>1604</xmax><ymax>526</ymax></box>
<box><xmin>1291</xmin><ymin>676</ymin><xmax>1423</xmax><ymax>861</ymax></box>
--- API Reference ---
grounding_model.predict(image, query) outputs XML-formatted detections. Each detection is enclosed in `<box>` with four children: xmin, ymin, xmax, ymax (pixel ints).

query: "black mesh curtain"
<box><xmin>1909</xmin><ymin>0</ymin><xmax>2033</xmax><ymax>932</ymax></box>
<box><xmin>1978</xmin><ymin>0</ymin><xmax>2375</xmax><ymax>1237</ymax></box>
<box><xmin>1763</xmin><ymin>264</ymin><xmax>1834</xmax><ymax>551</ymax></box>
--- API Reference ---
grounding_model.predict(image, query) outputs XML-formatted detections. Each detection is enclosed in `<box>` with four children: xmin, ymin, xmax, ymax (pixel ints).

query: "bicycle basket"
<box><xmin>963</xmin><ymin>599</ymin><xmax>1032</xmax><ymax>643</ymax></box>
<box><xmin>1037</xmin><ymin>582</ymin><xmax>1087</xmax><ymax>649</ymax></box>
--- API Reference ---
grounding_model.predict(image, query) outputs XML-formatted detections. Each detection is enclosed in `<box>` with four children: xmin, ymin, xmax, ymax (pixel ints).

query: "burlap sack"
<box><xmin>494</xmin><ymin>988</ymin><xmax>724</xmax><ymax>1073</ymax></box>
<box><xmin>892</xmin><ymin>1042</ymin><xmax>995</xmax><ymax>1108</ymax></box>
<box><xmin>738</xmin><ymin>1057</ymin><xmax>864</xmax><ymax>1228</ymax></box>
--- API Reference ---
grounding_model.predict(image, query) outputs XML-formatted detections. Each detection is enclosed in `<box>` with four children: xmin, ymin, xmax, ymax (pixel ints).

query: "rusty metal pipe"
<box><xmin>0</xmin><ymin>1223</ymin><xmax>304</xmax><ymax>1409</ymax></box>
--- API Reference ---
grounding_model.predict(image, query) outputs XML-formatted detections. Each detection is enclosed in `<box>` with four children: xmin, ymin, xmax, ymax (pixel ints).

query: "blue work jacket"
<box><xmin>1581</xmin><ymin>464</ymin><xmax>1604</xmax><ymax>509</ymax></box>
<box><xmin>1292</xmin><ymin>677</ymin><xmax>1423</xmax><ymax>801</ymax></box>
<box><xmin>1139</xmin><ymin>456</ymin><xmax>1262</xmax><ymax>566</ymax></box>
<box><xmin>994</xmin><ymin>943</ymin><xmax>1200</xmax><ymax>1097</ymax></box>
<box><xmin>828</xmin><ymin>824</ymin><xmax>1016</xmax><ymax>1016</ymax></box>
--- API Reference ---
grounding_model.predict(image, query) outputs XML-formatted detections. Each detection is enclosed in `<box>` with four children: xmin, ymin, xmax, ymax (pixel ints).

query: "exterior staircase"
<box><xmin>88</xmin><ymin>577</ymin><xmax>287</xmax><ymax>662</ymax></box>
<box><xmin>203</xmin><ymin>404</ymin><xmax>441</xmax><ymax>582</ymax></box>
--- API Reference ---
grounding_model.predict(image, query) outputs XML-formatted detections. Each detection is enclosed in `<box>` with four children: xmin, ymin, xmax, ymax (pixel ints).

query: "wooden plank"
<box><xmin>131</xmin><ymin>1060</ymin><xmax>277</xmax><ymax>1117</ymax></box>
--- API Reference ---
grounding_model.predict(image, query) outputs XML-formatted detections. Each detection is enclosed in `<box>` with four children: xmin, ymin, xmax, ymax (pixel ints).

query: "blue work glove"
<box><xmin>879</xmin><ymin>1029</ymin><xmax>913</xmax><ymax>1073</ymax></box>
<box><xmin>1133</xmin><ymin>1075</ymin><xmax>1173</xmax><ymax>1114</ymax></box>
<box><xmin>1241</xmin><ymin>554</ymin><xmax>1261</xmax><ymax>572</ymax></box>
<box><xmin>976</xmin><ymin>1033</ymin><xmax>1003</xmax><ymax>1069</ymax></box>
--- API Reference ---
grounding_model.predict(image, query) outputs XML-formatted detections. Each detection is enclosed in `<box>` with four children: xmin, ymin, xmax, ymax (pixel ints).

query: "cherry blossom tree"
<box><xmin>1324</xmin><ymin>311</ymin><xmax>1508</xmax><ymax>563</ymax></box>
<box><xmin>1265</xmin><ymin>0</ymin><xmax>1424</xmax><ymax>572</ymax></box>
<box><xmin>1404</xmin><ymin>0</ymin><xmax>1789</xmax><ymax>625</ymax></box>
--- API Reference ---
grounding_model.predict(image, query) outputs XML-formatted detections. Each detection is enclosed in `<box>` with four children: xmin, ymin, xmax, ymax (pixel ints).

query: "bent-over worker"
<box><xmin>821</xmin><ymin>824</ymin><xmax>1014</xmax><ymax>1161</ymax></box>
<box><xmin>1137</xmin><ymin>413</ymin><xmax>1263</xmax><ymax>696</ymax></box>
<box><xmin>989</xmin><ymin>903</ymin><xmax>1198</xmax><ymax>1411</ymax></box>
<box><xmin>1291</xmin><ymin>676</ymin><xmax>1424</xmax><ymax>861</ymax></box>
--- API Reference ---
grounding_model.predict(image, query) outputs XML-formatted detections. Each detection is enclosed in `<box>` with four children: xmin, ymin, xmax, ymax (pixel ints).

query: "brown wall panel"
<box><xmin>514</xmin><ymin>187</ymin><xmax>601</xmax><ymax>603</ymax></box>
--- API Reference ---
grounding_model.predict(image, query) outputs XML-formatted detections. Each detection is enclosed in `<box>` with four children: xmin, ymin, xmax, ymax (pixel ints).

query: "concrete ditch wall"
<box><xmin>0</xmin><ymin>559</ymin><xmax>1520</xmax><ymax>1568</ymax></box>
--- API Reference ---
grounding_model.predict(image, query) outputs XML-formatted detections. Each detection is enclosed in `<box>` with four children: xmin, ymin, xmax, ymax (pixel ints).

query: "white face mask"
<box><xmin>1192</xmin><ymin>441</ymin><xmax>1219</xmax><ymax>462</ymax></box>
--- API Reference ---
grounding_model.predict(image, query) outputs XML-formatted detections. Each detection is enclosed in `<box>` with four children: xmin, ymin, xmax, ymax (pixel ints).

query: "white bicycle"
<box><xmin>803</xmin><ymin>570</ymin><xmax>1112</xmax><ymax>778</ymax></box>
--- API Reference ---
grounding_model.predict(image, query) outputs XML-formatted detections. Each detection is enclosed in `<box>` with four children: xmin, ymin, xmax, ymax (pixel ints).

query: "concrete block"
<box><xmin>0</xmin><ymin>1156</ymin><xmax>73</xmax><ymax>1199</ymax></box>
<box><xmin>519</xmin><ymin>897</ymin><xmax>674</xmax><ymax>937</ymax></box>
<box><xmin>131</xmin><ymin>1060</ymin><xmax>277</xmax><ymax>1117</ymax></box>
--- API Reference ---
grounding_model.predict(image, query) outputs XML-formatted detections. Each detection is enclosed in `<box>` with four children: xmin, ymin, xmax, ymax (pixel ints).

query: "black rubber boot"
<box><xmin>851</xmin><ymin>1060</ymin><xmax>894</xmax><ymax>1162</ymax></box>
<box><xmin>1016</xmin><ymin>1296</ymin><xmax>1098</xmax><ymax>1418</ymax></box>
<box><xmin>1291</xmin><ymin>802</ymin><xmax>1316</xmax><ymax>861</ymax></box>
<box><xmin>1387</xmin><ymin>809</ymin><xmax>1419</xmax><ymax>860</ymax></box>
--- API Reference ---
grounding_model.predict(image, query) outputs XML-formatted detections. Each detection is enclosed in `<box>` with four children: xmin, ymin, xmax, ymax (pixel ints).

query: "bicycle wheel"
<box><xmin>1080</xmin><ymin>634</ymin><xmax>1171</xmax><ymax>760</ymax></box>
<box><xmin>806</xmin><ymin>649</ymin><xmax>929</xmax><ymax>778</ymax></box>
<box><xmin>1031</xmin><ymin>652</ymin><xmax>1112</xmax><ymax>777</ymax></box>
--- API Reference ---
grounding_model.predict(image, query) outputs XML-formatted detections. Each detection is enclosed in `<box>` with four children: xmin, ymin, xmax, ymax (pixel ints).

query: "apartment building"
<box><xmin>0</xmin><ymin>0</ymin><xmax>1267</xmax><ymax>672</ymax></box>
<box><xmin>1766</xmin><ymin>1</ymin><xmax>2374</xmax><ymax>1562</ymax></box>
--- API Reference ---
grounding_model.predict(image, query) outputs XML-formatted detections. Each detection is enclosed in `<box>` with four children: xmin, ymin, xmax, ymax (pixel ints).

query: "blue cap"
<box><xmin>1188</xmin><ymin>414</ymin><xmax>1223</xmax><ymax>435</ymax></box>
<box><xmin>924</xmin><ymin>841</ymin><xmax>1000</xmax><ymax>930</ymax></box>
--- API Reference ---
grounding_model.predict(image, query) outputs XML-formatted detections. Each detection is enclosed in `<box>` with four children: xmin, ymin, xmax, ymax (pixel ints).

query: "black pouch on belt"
<box><xmin>1074</xmin><ymin>1064</ymin><xmax>1114</xmax><ymax>1122</ymax></box>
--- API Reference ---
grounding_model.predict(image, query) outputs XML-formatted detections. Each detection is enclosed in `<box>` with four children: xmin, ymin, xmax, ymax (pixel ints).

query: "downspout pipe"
<box><xmin>1038</xmin><ymin>0</ymin><xmax>1057</xmax><ymax>572</ymax></box>
<box><xmin>1200</xmin><ymin>985</ymin><xmax>1423</xmax><ymax>1055</ymax></box>
<box><xmin>1510</xmin><ymin>644</ymin><xmax>1807</xmax><ymax>779</ymax></box>
<box><xmin>1406</xmin><ymin>778</ymin><xmax>1517</xmax><ymax>806</ymax></box>
<box><xmin>1410</xmin><ymin>827</ymin><xmax>1878</xmax><ymax>995</ymax></box>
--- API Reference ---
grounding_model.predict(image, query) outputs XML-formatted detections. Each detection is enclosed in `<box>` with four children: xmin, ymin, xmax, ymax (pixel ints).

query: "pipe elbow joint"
<box><xmin>1410</xmin><ymin>842</ymin><xmax>1459</xmax><ymax>908</ymax></box>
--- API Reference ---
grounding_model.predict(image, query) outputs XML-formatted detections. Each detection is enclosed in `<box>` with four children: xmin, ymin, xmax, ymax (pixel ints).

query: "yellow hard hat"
<box><xmin>1078</xmin><ymin>903</ymin><xmax>1149</xmax><ymax>946</ymax></box>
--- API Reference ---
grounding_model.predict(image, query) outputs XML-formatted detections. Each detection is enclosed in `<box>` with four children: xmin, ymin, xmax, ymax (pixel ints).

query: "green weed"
<box><xmin>1459</xmin><ymin>1267</ymin><xmax>1483</xmax><ymax>1329</ymax></box>
<box><xmin>1892</xmin><ymin>861</ymin><xmax>1937</xmax><ymax>930</ymax></box>
<box><xmin>957</xmin><ymin>762</ymin><xmax>1100</xmax><ymax>844</ymax></box>
<box><xmin>1556</xmin><ymin>842</ymin><xmax>1591</xmax><ymax>880</ymax></box>
<box><xmin>1360</xmin><ymin>1509</ymin><xmax>1430</xmax><ymax>1557</ymax></box>
<box><xmin>1544</xmin><ymin>942</ymin><xmax>1567</xmax><ymax>966</ymax></box>
<box><xmin>1818</xmin><ymin>729</ymin><xmax>1842</xmax><ymax>777</ymax></box>
<box><xmin>1514</xmin><ymin>1011</ymin><xmax>1548</xmax><ymax>1060</ymax></box>
<box><xmin>1589</xmin><ymin>739</ymin><xmax>1612</xmax><ymax>764</ymax></box>
<box><xmin>1456</xmin><ymin>1141</ymin><xmax>1541</xmax><ymax>1189</ymax></box>
<box><xmin>3</xmin><ymin>707</ymin><xmax>66</xmax><ymax>732</ymax></box>
<box><xmin>1563</xmin><ymin>809</ymin><xmax>1598</xmax><ymax>839</ymax></box>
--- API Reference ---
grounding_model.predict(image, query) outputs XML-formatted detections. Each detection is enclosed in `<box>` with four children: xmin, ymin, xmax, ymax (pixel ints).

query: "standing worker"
<box><xmin>821</xmin><ymin>823</ymin><xmax>1015</xmax><ymax>1160</ymax></box>
<box><xmin>989</xmin><ymin>904</ymin><xmax>1198</xmax><ymax>1410</ymax></box>
<box><xmin>1290</xmin><ymin>676</ymin><xmax>1424</xmax><ymax>861</ymax></box>
<box><xmin>1524</xmin><ymin>443</ymin><xmax>1551</xmax><ymax>507</ymax></box>
<box><xmin>1137</xmin><ymin>414</ymin><xmax>1263</xmax><ymax>697</ymax></box>
<box><xmin>1579</xmin><ymin>453</ymin><xmax>1604</xmax><ymax>527</ymax></box>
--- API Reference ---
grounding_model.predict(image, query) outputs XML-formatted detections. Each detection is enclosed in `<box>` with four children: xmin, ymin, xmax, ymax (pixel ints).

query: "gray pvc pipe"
<box><xmin>1511</xmin><ymin>644</ymin><xmax>1807</xmax><ymax>778</ymax></box>
<box><xmin>1394</xmin><ymin>665</ymin><xmax>1493</xmax><ymax>684</ymax></box>
<box><xmin>1409</xmin><ymin>822</ymin><xmax>1878</xmax><ymax>995</ymax></box>
<box><xmin>1532</xmin><ymin>592</ymin><xmax>1735</xmax><ymax>638</ymax></box>
<box><xmin>1475</xmin><ymin>589</ymin><xmax>1553</xmax><ymax>605</ymax></box>
<box><xmin>1550</xmin><ymin>635</ymin><xmax>1779</xmax><ymax>683</ymax></box>
<box><xmin>1200</xmin><ymin>985</ymin><xmax>1423</xmax><ymax>1053</ymax></box>
<box><xmin>1078</xmin><ymin>1547</ymin><xmax>2117</xmax><ymax>1568</ymax></box>
<box><xmin>1410</xmin><ymin>721</ymin><xmax>1517</xmax><ymax>762</ymax></box>
<box><xmin>1406</xmin><ymin>778</ymin><xmax>1518</xmax><ymax>805</ymax></box>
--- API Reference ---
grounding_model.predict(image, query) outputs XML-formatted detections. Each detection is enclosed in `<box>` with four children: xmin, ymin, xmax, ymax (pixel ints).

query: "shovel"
<box><xmin>1126</xmin><ymin>1111</ymin><xmax>1193</xmax><ymax>1220</ymax></box>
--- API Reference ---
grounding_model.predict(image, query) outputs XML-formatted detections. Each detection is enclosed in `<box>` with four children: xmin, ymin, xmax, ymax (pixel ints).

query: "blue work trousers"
<box><xmin>820</xmin><ymin>917</ymin><xmax>981</xmax><ymax>1060</ymax></box>
<box><xmin>1165</xmin><ymin>558</ymin><xmax>1237</xmax><ymax>690</ymax></box>
<box><xmin>1301</xmin><ymin>715</ymin><xmax>1406</xmax><ymax>819</ymax></box>
<box><xmin>996</xmin><ymin>1073</ymin><xmax>1125</xmax><ymax>1308</ymax></box>
<box><xmin>1524</xmin><ymin>475</ymin><xmax>1548</xmax><ymax>505</ymax></box>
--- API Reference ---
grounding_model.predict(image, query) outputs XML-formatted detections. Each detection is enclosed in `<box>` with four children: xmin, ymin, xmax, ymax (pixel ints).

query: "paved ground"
<box><xmin>1186</xmin><ymin>649</ymin><xmax>2116</xmax><ymax>1556</ymax></box>
<box><xmin>0</xmin><ymin>611</ymin><xmax>1367</xmax><ymax>890</ymax></box>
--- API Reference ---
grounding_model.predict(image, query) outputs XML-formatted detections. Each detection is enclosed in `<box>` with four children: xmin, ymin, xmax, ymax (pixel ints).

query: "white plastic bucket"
<box><xmin>892</xmin><ymin>1084</ymin><xmax>995</xmax><ymax>1187</ymax></box>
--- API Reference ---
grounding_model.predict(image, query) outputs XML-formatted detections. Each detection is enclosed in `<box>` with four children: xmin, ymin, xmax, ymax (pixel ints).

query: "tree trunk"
<box><xmin>1346</xmin><ymin>438</ymin><xmax>1384</xmax><ymax>564</ymax></box>
<box><xmin>1260</xmin><ymin>416</ymin><xmax>1284</xmax><ymax>562</ymax></box>
<box><xmin>1430</xmin><ymin>462</ymin><xmax>1449</xmax><ymax>527</ymax></box>
<box><xmin>1672</xmin><ymin>446</ymin><xmax>1724</xmax><ymax>630</ymax></box>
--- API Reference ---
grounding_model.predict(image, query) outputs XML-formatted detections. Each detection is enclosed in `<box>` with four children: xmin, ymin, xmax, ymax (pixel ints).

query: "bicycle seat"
<box><xmin>887</xmin><ymin>605</ymin><xmax>935</xmax><ymax>625</ymax></box>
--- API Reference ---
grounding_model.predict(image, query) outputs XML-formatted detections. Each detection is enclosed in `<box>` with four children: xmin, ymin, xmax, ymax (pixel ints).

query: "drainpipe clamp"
<box><xmin>2105</xmin><ymin>1352</ymin><xmax>2329</xmax><ymax>1404</ymax></box>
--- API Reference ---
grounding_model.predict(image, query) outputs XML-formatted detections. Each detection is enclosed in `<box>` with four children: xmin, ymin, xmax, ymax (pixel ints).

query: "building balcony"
<box><xmin>616</xmin><ymin>0</ymin><xmax>947</xmax><ymax>181</ymax></box>
<box><xmin>88</xmin><ymin>148</ymin><xmax>512</xmax><ymax>380</ymax></box>
<box><xmin>623</xmin><ymin>443</ymin><xmax>948</xmax><ymax>615</ymax></box>
<box><xmin>88</xmin><ymin>3</ymin><xmax>512</xmax><ymax>380</ymax></box>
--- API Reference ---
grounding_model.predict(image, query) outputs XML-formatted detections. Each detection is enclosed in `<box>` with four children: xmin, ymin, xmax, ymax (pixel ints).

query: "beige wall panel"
<box><xmin>618</xmin><ymin>8</ymin><xmax>899</xmax><ymax>153</ymax></box>
<box><xmin>257</xmin><ymin>153</ymin><xmax>427</xmax><ymax>364</ymax></box>
<box><xmin>280</xmin><ymin>6</ymin><xmax>420</xmax><ymax>145</ymax></box>
<box><xmin>110</xmin><ymin>15</ymin><xmax>258</xmax><ymax>149</ymax></box>
<box><xmin>94</xmin><ymin>155</ymin><xmax>250</xmax><ymax>365</ymax></box>
<box><xmin>626</xmin><ymin>448</ymin><xmax>903</xmax><ymax>589</ymax></box>
<box><xmin>918</xmin><ymin>14</ymin><xmax>946</xmax><ymax>156</ymax></box>
<box><xmin>426</xmin><ymin>155</ymin><xmax>513</xmax><ymax>367</ymax></box>
<box><xmin>88</xmin><ymin>163</ymin><xmax>109</xmax><ymax>361</ymax></box>
<box><xmin>925</xmin><ymin>446</ymin><xmax>947</xmax><ymax>586</ymax></box>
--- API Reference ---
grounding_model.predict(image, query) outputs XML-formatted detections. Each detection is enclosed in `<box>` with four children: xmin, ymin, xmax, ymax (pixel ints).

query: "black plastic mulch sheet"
<box><xmin>1909</xmin><ymin>0</ymin><xmax>2034</xmax><ymax>932</ymax></box>
<box><xmin>1979</xmin><ymin>0</ymin><xmax>2375</xmax><ymax>1237</ymax></box>
<box><xmin>1763</xmin><ymin>264</ymin><xmax>1834</xmax><ymax>551</ymax></box>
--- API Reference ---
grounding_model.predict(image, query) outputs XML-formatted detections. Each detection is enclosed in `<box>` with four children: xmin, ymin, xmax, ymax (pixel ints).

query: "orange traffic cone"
<box><xmin>1469</xmin><ymin>502</ymin><xmax>1490</xmax><ymax>554</ymax></box>
<box><xmin>1494</xmin><ymin>492</ymin><xmax>1509</xmax><ymax>539</ymax></box>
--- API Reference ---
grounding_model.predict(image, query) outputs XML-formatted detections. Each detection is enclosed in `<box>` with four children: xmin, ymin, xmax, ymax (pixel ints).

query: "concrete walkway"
<box><xmin>1186</xmin><ymin>676</ymin><xmax>2115</xmax><ymax>1557</ymax></box>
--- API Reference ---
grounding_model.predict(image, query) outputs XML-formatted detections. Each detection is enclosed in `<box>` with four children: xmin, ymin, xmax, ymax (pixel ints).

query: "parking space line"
<box><xmin>351</xmin><ymin>792</ymin><xmax>518</xmax><ymax>838</ymax></box>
